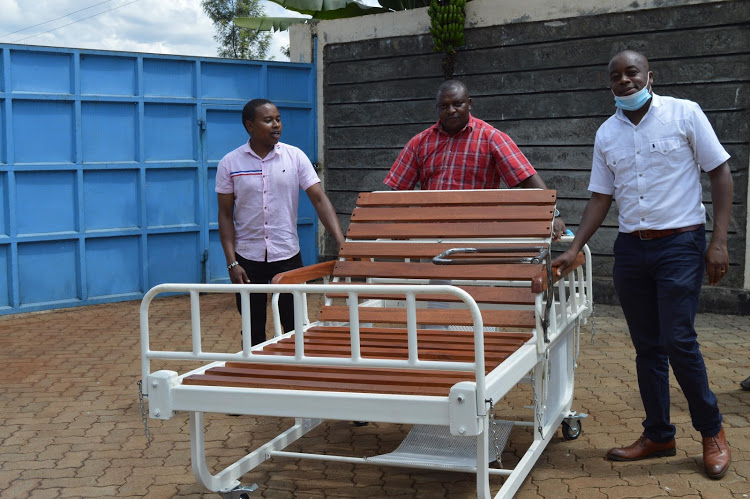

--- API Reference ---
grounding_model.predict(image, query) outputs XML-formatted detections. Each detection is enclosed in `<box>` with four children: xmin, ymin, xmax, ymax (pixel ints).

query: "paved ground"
<box><xmin>0</xmin><ymin>294</ymin><xmax>748</xmax><ymax>498</ymax></box>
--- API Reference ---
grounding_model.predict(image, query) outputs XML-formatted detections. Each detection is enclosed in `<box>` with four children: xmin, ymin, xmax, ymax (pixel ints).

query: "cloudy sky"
<box><xmin>0</xmin><ymin>0</ymin><xmax>301</xmax><ymax>61</ymax></box>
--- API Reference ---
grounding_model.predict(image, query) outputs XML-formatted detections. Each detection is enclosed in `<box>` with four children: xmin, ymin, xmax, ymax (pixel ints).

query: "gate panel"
<box><xmin>0</xmin><ymin>44</ymin><xmax>316</xmax><ymax>315</ymax></box>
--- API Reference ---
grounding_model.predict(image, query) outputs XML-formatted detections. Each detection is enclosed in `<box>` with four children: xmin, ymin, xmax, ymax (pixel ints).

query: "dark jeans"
<box><xmin>235</xmin><ymin>252</ymin><xmax>303</xmax><ymax>346</ymax></box>
<box><xmin>612</xmin><ymin>227</ymin><xmax>722</xmax><ymax>442</ymax></box>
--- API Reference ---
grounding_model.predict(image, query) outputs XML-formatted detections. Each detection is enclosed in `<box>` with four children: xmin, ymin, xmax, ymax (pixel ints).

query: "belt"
<box><xmin>624</xmin><ymin>224</ymin><xmax>703</xmax><ymax>240</ymax></box>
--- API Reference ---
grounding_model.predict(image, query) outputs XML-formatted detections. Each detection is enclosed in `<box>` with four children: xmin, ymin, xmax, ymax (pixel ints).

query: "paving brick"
<box><xmin>1</xmin><ymin>299</ymin><xmax>748</xmax><ymax>498</ymax></box>
<box><xmin>58</xmin><ymin>485</ymin><xmax>120</xmax><ymax>497</ymax></box>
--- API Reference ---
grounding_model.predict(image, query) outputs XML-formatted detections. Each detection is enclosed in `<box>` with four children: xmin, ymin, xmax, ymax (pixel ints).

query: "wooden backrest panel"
<box><xmin>332</xmin><ymin>260</ymin><xmax>544</xmax><ymax>281</ymax></box>
<box><xmin>339</xmin><ymin>242</ymin><xmax>548</xmax><ymax>260</ymax></box>
<box><xmin>324</xmin><ymin>284</ymin><xmax>536</xmax><ymax>305</ymax></box>
<box><xmin>347</xmin><ymin>221</ymin><xmax>552</xmax><ymax>240</ymax></box>
<box><xmin>346</xmin><ymin>189</ymin><xmax>556</xmax><ymax>241</ymax></box>
<box><xmin>350</xmin><ymin>205</ymin><xmax>554</xmax><ymax>223</ymax></box>
<box><xmin>355</xmin><ymin>189</ymin><xmax>556</xmax><ymax>207</ymax></box>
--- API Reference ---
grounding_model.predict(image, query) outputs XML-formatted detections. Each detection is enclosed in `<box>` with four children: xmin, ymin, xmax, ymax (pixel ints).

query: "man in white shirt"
<box><xmin>552</xmin><ymin>50</ymin><xmax>732</xmax><ymax>479</ymax></box>
<box><xmin>216</xmin><ymin>99</ymin><xmax>344</xmax><ymax>346</ymax></box>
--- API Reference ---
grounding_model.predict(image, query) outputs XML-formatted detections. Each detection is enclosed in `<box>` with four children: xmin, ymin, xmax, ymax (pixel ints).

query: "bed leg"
<box><xmin>189</xmin><ymin>412</ymin><xmax>321</xmax><ymax>493</ymax></box>
<box><xmin>190</xmin><ymin>412</ymin><xmax>243</xmax><ymax>492</ymax></box>
<box><xmin>476</xmin><ymin>414</ymin><xmax>491</xmax><ymax>499</ymax></box>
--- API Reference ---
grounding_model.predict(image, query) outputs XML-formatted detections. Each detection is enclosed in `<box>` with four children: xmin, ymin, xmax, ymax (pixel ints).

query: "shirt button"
<box><xmin>640</xmin><ymin>196</ymin><xmax>643</xmax><ymax>199</ymax></box>
<box><xmin>639</xmin><ymin>174</ymin><xmax>643</xmax><ymax>177</ymax></box>
<box><xmin>641</xmin><ymin>218</ymin><xmax>645</xmax><ymax>221</ymax></box>
<box><xmin>636</xmin><ymin>150</ymin><xmax>640</xmax><ymax>154</ymax></box>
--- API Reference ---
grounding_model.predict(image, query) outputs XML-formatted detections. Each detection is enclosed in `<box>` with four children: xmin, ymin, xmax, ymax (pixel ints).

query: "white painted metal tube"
<box><xmin>348</xmin><ymin>291</ymin><xmax>361</xmax><ymax>361</ymax></box>
<box><xmin>293</xmin><ymin>290</ymin><xmax>305</xmax><ymax>360</ymax></box>
<box><xmin>272</xmin><ymin>292</ymin><xmax>282</xmax><ymax>337</ymax></box>
<box><xmin>240</xmin><ymin>290</ymin><xmax>251</xmax><ymax>356</ymax></box>
<box><xmin>140</xmin><ymin>283</ymin><xmax>487</xmax><ymax>389</ymax></box>
<box><xmin>190</xmin><ymin>290</ymin><xmax>202</xmax><ymax>355</ymax></box>
<box><xmin>266</xmin><ymin>451</ymin><xmax>513</xmax><ymax>476</ymax></box>
<box><xmin>405</xmin><ymin>292</ymin><xmax>418</xmax><ymax>365</ymax></box>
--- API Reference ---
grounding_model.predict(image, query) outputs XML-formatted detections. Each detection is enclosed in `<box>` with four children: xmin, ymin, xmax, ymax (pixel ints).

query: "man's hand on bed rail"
<box><xmin>551</xmin><ymin>248</ymin><xmax>580</xmax><ymax>278</ymax></box>
<box><xmin>532</xmin><ymin>251</ymin><xmax>585</xmax><ymax>293</ymax></box>
<box><xmin>552</xmin><ymin>217</ymin><xmax>566</xmax><ymax>242</ymax></box>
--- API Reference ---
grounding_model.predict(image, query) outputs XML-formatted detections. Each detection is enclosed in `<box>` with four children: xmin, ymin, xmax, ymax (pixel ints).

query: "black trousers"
<box><xmin>234</xmin><ymin>252</ymin><xmax>303</xmax><ymax>346</ymax></box>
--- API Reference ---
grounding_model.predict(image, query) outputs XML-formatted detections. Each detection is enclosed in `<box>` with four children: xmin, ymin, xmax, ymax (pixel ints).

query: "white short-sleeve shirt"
<box><xmin>215</xmin><ymin>141</ymin><xmax>320</xmax><ymax>262</ymax></box>
<box><xmin>589</xmin><ymin>93</ymin><xmax>730</xmax><ymax>233</ymax></box>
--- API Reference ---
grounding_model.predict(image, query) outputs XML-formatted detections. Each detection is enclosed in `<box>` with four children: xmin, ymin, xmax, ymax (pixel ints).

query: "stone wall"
<box><xmin>294</xmin><ymin>0</ymin><xmax>750</xmax><ymax>313</ymax></box>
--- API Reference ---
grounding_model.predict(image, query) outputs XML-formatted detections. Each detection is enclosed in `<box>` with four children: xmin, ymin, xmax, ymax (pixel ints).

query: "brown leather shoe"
<box><xmin>703</xmin><ymin>427</ymin><xmax>731</xmax><ymax>479</ymax></box>
<box><xmin>606</xmin><ymin>434</ymin><xmax>676</xmax><ymax>461</ymax></box>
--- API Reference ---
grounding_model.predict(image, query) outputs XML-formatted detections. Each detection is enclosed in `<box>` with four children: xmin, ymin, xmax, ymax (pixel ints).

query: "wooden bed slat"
<box><xmin>302</xmin><ymin>327</ymin><xmax>533</xmax><ymax>343</ymax></box>
<box><xmin>202</xmin><ymin>366</ymin><xmax>473</xmax><ymax>387</ymax></box>
<box><xmin>182</xmin><ymin>374</ymin><xmax>453</xmax><ymax>396</ymax></box>
<box><xmin>319</xmin><ymin>306</ymin><xmax>536</xmax><ymax>328</ymax></box>
<box><xmin>355</xmin><ymin>189</ymin><xmax>557</xmax><ymax>207</ymax></box>
<box><xmin>346</xmin><ymin>221</ymin><xmax>552</xmax><ymax>240</ymax></box>
<box><xmin>339</xmin><ymin>242</ymin><xmax>548</xmax><ymax>261</ymax></box>
<box><xmin>350</xmin><ymin>205</ymin><xmax>554</xmax><ymax>223</ymax></box>
<box><xmin>222</xmin><ymin>361</ymin><xmax>479</xmax><ymax>378</ymax></box>
<box><xmin>333</xmin><ymin>261</ymin><xmax>543</xmax><ymax>281</ymax></box>
<box><xmin>324</xmin><ymin>284</ymin><xmax>536</xmax><ymax>305</ymax></box>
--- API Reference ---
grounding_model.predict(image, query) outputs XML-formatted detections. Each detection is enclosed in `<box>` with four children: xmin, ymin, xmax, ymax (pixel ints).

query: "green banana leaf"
<box><xmin>233</xmin><ymin>0</ymin><xmax>432</xmax><ymax>32</ymax></box>
<box><xmin>264</xmin><ymin>0</ymin><xmax>384</xmax><ymax>18</ymax></box>
<box><xmin>233</xmin><ymin>16</ymin><xmax>309</xmax><ymax>32</ymax></box>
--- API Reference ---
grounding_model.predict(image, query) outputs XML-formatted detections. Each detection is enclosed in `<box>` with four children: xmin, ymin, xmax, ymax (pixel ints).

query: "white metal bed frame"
<box><xmin>139</xmin><ymin>235</ymin><xmax>592</xmax><ymax>498</ymax></box>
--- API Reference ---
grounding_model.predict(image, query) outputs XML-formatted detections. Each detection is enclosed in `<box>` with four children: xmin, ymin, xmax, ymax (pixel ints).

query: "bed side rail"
<box><xmin>140</xmin><ymin>282</ymin><xmax>496</xmax><ymax>410</ymax></box>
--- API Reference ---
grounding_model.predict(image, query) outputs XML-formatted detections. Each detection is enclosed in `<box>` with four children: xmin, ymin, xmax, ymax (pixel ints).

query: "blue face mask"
<box><xmin>613</xmin><ymin>85</ymin><xmax>652</xmax><ymax>111</ymax></box>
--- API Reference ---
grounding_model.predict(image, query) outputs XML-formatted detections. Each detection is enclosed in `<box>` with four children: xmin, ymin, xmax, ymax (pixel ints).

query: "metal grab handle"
<box><xmin>432</xmin><ymin>246</ymin><xmax>549</xmax><ymax>265</ymax></box>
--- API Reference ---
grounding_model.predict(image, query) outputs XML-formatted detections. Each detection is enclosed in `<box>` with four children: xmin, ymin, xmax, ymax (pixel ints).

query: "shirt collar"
<box><xmin>242</xmin><ymin>141</ymin><xmax>280</xmax><ymax>160</ymax></box>
<box><xmin>614</xmin><ymin>92</ymin><xmax>661</xmax><ymax>124</ymax></box>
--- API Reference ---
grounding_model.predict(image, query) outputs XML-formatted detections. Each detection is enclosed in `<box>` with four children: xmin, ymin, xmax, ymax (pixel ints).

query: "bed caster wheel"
<box><xmin>222</xmin><ymin>484</ymin><xmax>259</xmax><ymax>499</ymax></box>
<box><xmin>562</xmin><ymin>419</ymin><xmax>582</xmax><ymax>440</ymax></box>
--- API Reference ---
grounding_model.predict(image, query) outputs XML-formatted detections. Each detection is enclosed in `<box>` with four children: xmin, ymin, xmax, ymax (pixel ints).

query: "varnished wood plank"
<box><xmin>325</xmin><ymin>283</ymin><xmax>536</xmax><ymax>305</ymax></box>
<box><xmin>223</xmin><ymin>361</ymin><xmax>479</xmax><ymax>378</ymax></box>
<box><xmin>318</xmin><ymin>305</ymin><xmax>536</xmax><ymax>328</ymax></box>
<box><xmin>346</xmin><ymin>220</ymin><xmax>552</xmax><ymax>239</ymax></box>
<box><xmin>339</xmin><ymin>242</ymin><xmax>548</xmax><ymax>261</ymax></box>
<box><xmin>182</xmin><ymin>374</ymin><xmax>452</xmax><ymax>396</ymax></box>
<box><xmin>356</xmin><ymin>189</ymin><xmax>557</xmax><ymax>207</ymax></box>
<box><xmin>350</xmin><ymin>205</ymin><xmax>554</xmax><ymax>223</ymax></box>
<box><xmin>264</xmin><ymin>337</ymin><xmax>523</xmax><ymax>355</ymax></box>
<box><xmin>255</xmin><ymin>343</ymin><xmax>511</xmax><ymax>364</ymax></box>
<box><xmin>333</xmin><ymin>260</ymin><xmax>543</xmax><ymax>281</ymax></box>
<box><xmin>203</xmin><ymin>366</ymin><xmax>473</xmax><ymax>387</ymax></box>
<box><xmin>302</xmin><ymin>327</ymin><xmax>533</xmax><ymax>343</ymax></box>
<box><xmin>272</xmin><ymin>260</ymin><xmax>336</xmax><ymax>284</ymax></box>
<box><xmin>287</xmin><ymin>332</ymin><xmax>530</xmax><ymax>351</ymax></box>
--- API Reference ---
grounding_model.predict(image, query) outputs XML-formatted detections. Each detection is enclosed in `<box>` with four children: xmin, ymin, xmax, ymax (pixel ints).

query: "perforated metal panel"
<box><xmin>0</xmin><ymin>44</ymin><xmax>316</xmax><ymax>315</ymax></box>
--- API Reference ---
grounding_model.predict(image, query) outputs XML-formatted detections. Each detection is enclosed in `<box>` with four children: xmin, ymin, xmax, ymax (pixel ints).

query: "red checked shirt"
<box><xmin>384</xmin><ymin>115</ymin><xmax>536</xmax><ymax>190</ymax></box>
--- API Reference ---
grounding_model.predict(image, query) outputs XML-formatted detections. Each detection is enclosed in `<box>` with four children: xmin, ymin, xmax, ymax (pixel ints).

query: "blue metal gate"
<box><xmin>0</xmin><ymin>44</ymin><xmax>317</xmax><ymax>315</ymax></box>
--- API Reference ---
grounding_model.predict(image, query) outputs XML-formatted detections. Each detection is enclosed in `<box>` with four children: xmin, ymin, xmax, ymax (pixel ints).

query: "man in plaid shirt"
<box><xmin>384</xmin><ymin>79</ymin><xmax>564</xmax><ymax>238</ymax></box>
